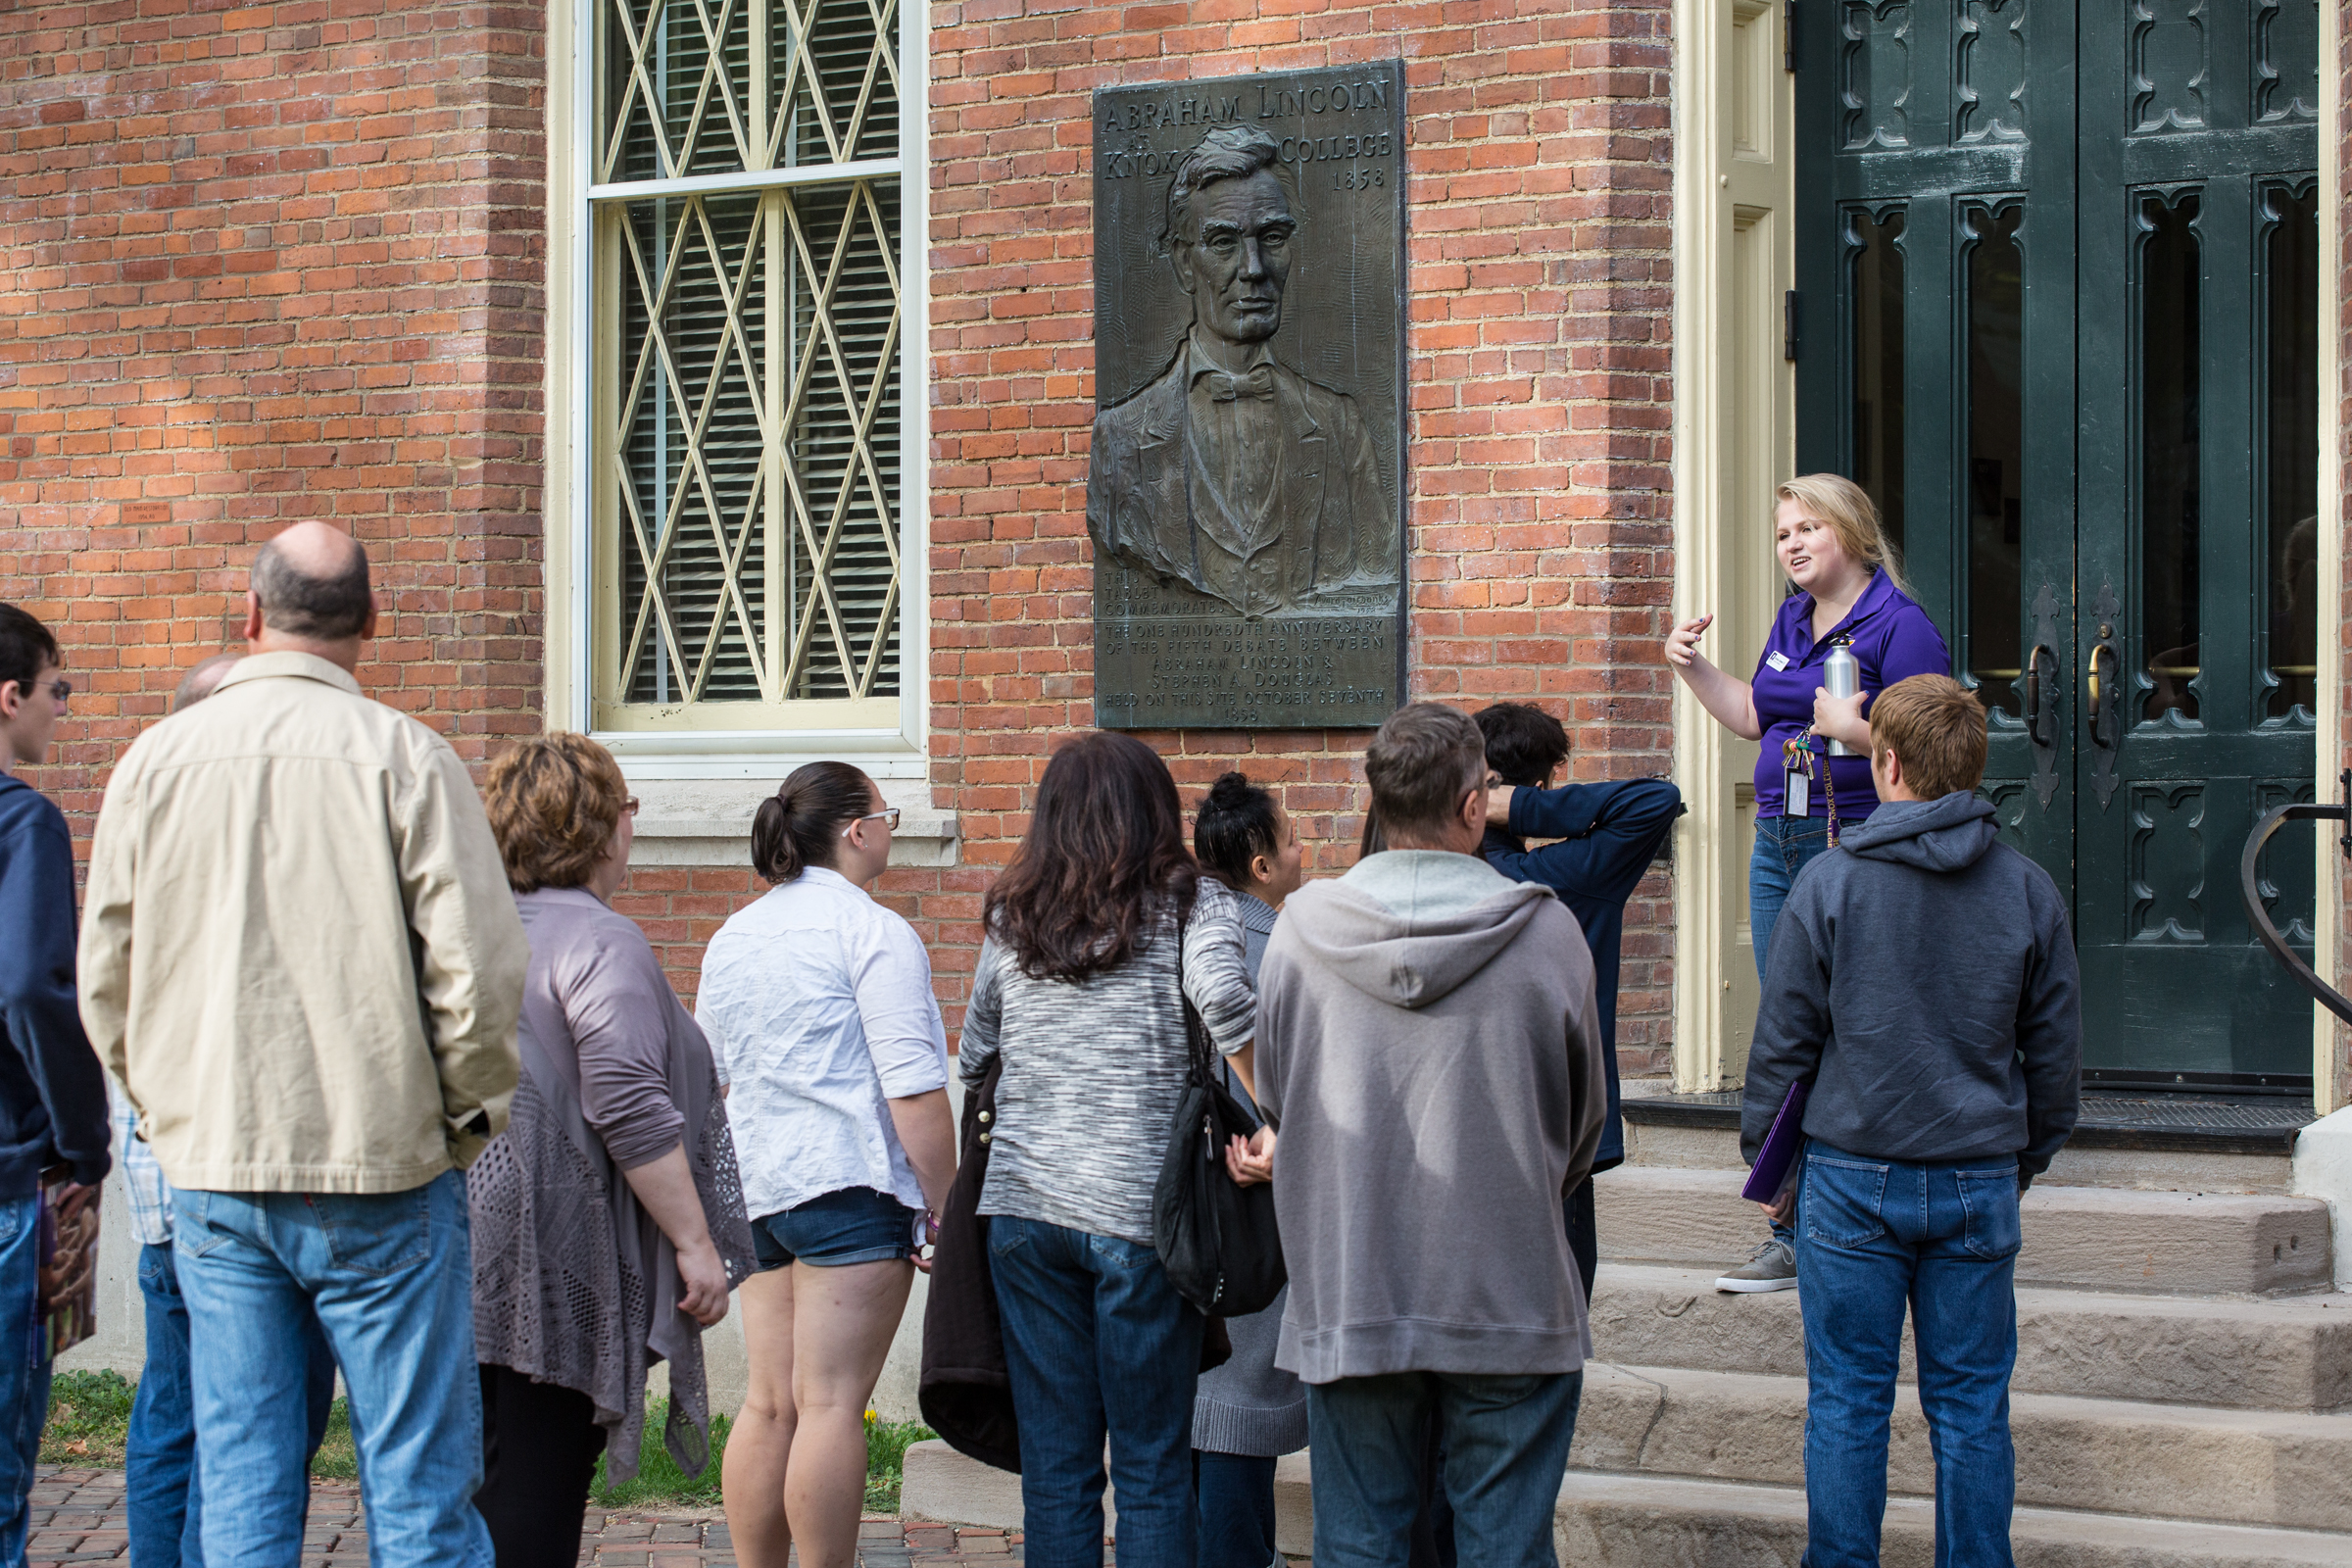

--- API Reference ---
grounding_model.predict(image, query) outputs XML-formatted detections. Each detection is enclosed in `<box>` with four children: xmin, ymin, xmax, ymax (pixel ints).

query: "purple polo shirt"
<box><xmin>1750</xmin><ymin>569</ymin><xmax>1951</xmax><ymax>819</ymax></box>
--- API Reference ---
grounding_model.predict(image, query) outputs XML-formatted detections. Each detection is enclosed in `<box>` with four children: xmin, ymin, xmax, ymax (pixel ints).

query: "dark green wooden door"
<box><xmin>1794</xmin><ymin>0</ymin><xmax>2321</xmax><ymax>1085</ymax></box>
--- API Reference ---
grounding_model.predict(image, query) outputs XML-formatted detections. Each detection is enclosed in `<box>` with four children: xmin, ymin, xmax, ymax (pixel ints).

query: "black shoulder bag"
<box><xmin>1152</xmin><ymin>893</ymin><xmax>1287</xmax><ymax>1317</ymax></box>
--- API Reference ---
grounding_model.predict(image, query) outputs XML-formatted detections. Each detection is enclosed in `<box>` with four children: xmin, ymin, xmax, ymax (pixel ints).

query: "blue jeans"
<box><xmin>172</xmin><ymin>1173</ymin><xmax>491</xmax><ymax>1568</ymax></box>
<box><xmin>0</xmin><ymin>1193</ymin><xmax>46</xmax><ymax>1568</ymax></box>
<box><xmin>989</xmin><ymin>1214</ymin><xmax>1206</xmax><ymax>1568</ymax></box>
<box><xmin>127</xmin><ymin>1242</ymin><xmax>339</xmax><ymax>1568</ymax></box>
<box><xmin>1194</xmin><ymin>1451</ymin><xmax>1277</xmax><ymax>1568</ymax></box>
<box><xmin>1796</xmin><ymin>1143</ymin><xmax>2023</xmax><ymax>1568</ymax></box>
<box><xmin>1751</xmin><ymin>814</ymin><xmax>1834</xmax><ymax>1246</ymax></box>
<box><xmin>1306</xmin><ymin>1370</ymin><xmax>1583</xmax><ymax>1568</ymax></box>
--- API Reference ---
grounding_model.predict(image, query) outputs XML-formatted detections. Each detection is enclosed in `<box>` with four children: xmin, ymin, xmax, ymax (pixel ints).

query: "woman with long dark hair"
<box><xmin>699</xmin><ymin>762</ymin><xmax>957</xmax><ymax>1568</ymax></box>
<box><xmin>959</xmin><ymin>732</ymin><xmax>1257</xmax><ymax>1568</ymax></box>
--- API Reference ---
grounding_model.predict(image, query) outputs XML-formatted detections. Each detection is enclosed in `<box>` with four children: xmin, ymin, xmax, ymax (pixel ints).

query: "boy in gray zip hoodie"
<box><xmin>1255</xmin><ymin>704</ymin><xmax>1607</xmax><ymax>1568</ymax></box>
<box><xmin>1740</xmin><ymin>674</ymin><xmax>2081</xmax><ymax>1568</ymax></box>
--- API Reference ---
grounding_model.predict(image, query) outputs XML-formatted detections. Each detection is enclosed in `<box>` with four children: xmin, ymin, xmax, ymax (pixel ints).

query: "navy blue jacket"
<box><xmin>1482</xmin><ymin>777</ymin><xmax>1685</xmax><ymax>1170</ymax></box>
<box><xmin>1740</xmin><ymin>793</ymin><xmax>2082</xmax><ymax>1181</ymax></box>
<box><xmin>0</xmin><ymin>773</ymin><xmax>110</xmax><ymax>1194</ymax></box>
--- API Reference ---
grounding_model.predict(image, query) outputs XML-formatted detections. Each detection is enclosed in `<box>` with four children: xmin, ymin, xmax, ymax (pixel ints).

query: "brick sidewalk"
<box><xmin>26</xmin><ymin>1467</ymin><xmax>1044</xmax><ymax>1566</ymax></box>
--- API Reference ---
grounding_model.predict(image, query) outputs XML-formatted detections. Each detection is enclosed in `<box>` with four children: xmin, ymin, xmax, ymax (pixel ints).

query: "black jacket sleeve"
<box><xmin>1490</xmin><ymin>778</ymin><xmax>1685</xmax><ymax>906</ymax></box>
<box><xmin>2015</xmin><ymin>878</ymin><xmax>2083</xmax><ymax>1182</ymax></box>
<box><xmin>1740</xmin><ymin>884</ymin><xmax>1833</xmax><ymax>1167</ymax></box>
<box><xmin>0</xmin><ymin>794</ymin><xmax>110</xmax><ymax>1186</ymax></box>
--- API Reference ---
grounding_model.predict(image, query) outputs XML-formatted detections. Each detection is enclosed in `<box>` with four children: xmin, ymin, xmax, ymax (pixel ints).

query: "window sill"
<box><xmin>622</xmin><ymin>777</ymin><xmax>957</xmax><ymax>869</ymax></box>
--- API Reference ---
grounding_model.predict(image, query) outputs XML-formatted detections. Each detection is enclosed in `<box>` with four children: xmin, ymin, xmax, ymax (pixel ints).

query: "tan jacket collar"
<box><xmin>212</xmin><ymin>650</ymin><xmax>365</xmax><ymax>699</ymax></box>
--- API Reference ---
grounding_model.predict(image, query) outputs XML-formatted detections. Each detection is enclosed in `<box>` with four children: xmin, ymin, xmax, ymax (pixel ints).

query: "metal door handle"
<box><xmin>2025</xmin><ymin>643</ymin><xmax>2058</xmax><ymax>750</ymax></box>
<box><xmin>2086</xmin><ymin>642</ymin><xmax>2119</xmax><ymax>751</ymax></box>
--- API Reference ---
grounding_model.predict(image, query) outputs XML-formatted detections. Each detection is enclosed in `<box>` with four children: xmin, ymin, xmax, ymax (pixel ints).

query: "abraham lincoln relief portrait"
<box><xmin>1087</xmin><ymin>124</ymin><xmax>1399</xmax><ymax>620</ymax></box>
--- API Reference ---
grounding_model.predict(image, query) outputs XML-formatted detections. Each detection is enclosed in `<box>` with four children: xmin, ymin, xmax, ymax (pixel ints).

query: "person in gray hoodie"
<box><xmin>1740</xmin><ymin>674</ymin><xmax>2080</xmax><ymax>1568</ymax></box>
<box><xmin>1253</xmin><ymin>704</ymin><xmax>1607</xmax><ymax>1568</ymax></box>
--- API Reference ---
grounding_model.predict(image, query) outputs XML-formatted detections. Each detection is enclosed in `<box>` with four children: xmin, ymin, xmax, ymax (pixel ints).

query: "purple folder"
<box><xmin>1740</xmin><ymin>1080</ymin><xmax>1812</xmax><ymax>1202</ymax></box>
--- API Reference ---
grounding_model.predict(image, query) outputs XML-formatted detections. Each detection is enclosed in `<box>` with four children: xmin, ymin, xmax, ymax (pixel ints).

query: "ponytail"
<box><xmin>752</xmin><ymin>761</ymin><xmax>874</xmax><ymax>883</ymax></box>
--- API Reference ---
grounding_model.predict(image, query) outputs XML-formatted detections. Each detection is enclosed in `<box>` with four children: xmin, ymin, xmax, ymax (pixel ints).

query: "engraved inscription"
<box><xmin>2128</xmin><ymin>781</ymin><xmax>2206</xmax><ymax>942</ymax></box>
<box><xmin>1841</xmin><ymin>0</ymin><xmax>1913</xmax><ymax>151</ymax></box>
<box><xmin>1956</xmin><ymin>0</ymin><xmax>2027</xmax><ymax>143</ymax></box>
<box><xmin>2254</xmin><ymin>0</ymin><xmax>2320</xmax><ymax>123</ymax></box>
<box><xmin>2131</xmin><ymin>0</ymin><xmax>2208</xmax><ymax>134</ymax></box>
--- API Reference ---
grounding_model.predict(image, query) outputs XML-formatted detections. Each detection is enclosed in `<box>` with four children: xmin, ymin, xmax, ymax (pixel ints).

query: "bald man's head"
<box><xmin>252</xmin><ymin>523</ymin><xmax>372</xmax><ymax>643</ymax></box>
<box><xmin>172</xmin><ymin>653</ymin><xmax>241</xmax><ymax>712</ymax></box>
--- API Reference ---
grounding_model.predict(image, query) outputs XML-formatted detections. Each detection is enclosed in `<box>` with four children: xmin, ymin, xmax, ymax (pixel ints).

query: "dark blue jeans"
<box><xmin>126</xmin><ymin>1242</ymin><xmax>338</xmax><ymax>1568</ymax></box>
<box><xmin>989</xmin><ymin>1214</ymin><xmax>1206</xmax><ymax>1568</ymax></box>
<box><xmin>1193</xmin><ymin>1451</ymin><xmax>1277</xmax><ymax>1568</ymax></box>
<box><xmin>0</xmin><ymin>1193</ymin><xmax>45</xmax><ymax>1568</ymax></box>
<box><xmin>1751</xmin><ymin>813</ymin><xmax>1834</xmax><ymax>1245</ymax></box>
<box><xmin>1306</xmin><ymin>1370</ymin><xmax>1582</xmax><ymax>1568</ymax></box>
<box><xmin>1796</xmin><ymin>1142</ymin><xmax>2023</xmax><ymax>1568</ymax></box>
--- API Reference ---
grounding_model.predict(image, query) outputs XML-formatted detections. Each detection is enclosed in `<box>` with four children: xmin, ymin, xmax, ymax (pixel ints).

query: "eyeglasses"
<box><xmin>842</xmin><ymin>808</ymin><xmax>901</xmax><ymax>837</ymax></box>
<box><xmin>623</xmin><ymin>797</ymin><xmax>641</xmax><ymax>817</ymax></box>
<box><xmin>17</xmin><ymin>678</ymin><xmax>68</xmax><ymax>704</ymax></box>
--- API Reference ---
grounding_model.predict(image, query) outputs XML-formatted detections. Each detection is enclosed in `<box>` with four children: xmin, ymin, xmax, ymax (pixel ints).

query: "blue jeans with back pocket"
<box><xmin>172</xmin><ymin>1172</ymin><xmax>490</xmax><ymax>1567</ymax></box>
<box><xmin>1794</xmin><ymin>1141</ymin><xmax>2023</xmax><ymax>1568</ymax></box>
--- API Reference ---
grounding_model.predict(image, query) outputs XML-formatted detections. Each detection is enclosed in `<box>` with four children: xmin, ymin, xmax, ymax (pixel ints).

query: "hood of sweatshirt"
<box><xmin>1837</xmin><ymin>792</ymin><xmax>2001</xmax><ymax>873</ymax></box>
<box><xmin>1278</xmin><ymin>850</ymin><xmax>1557</xmax><ymax>1009</ymax></box>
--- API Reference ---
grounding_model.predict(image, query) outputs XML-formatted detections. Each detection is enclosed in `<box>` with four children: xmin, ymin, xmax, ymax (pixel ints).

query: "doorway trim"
<box><xmin>1670</xmin><ymin>0</ymin><xmax>1797</xmax><ymax>1091</ymax></box>
<box><xmin>2316</xmin><ymin>0</ymin><xmax>2344</xmax><ymax>1113</ymax></box>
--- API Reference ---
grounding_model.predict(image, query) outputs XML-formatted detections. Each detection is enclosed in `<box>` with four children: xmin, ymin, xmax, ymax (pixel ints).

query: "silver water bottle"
<box><xmin>1823</xmin><ymin>643</ymin><xmax>1861</xmax><ymax>756</ymax></box>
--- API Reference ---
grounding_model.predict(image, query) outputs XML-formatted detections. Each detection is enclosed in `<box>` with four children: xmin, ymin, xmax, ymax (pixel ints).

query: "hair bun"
<box><xmin>1207</xmin><ymin>770</ymin><xmax>1253</xmax><ymax>806</ymax></box>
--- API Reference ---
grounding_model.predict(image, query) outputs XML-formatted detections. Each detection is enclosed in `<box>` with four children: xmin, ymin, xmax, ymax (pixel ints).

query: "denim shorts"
<box><xmin>751</xmin><ymin>1186</ymin><xmax>921</xmax><ymax>1270</ymax></box>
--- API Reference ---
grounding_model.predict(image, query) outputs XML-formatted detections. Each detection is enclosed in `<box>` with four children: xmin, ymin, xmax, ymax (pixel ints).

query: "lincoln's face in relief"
<box><xmin>1085</xmin><ymin>126</ymin><xmax>1396</xmax><ymax>618</ymax></box>
<box><xmin>1171</xmin><ymin>168</ymin><xmax>1296</xmax><ymax>354</ymax></box>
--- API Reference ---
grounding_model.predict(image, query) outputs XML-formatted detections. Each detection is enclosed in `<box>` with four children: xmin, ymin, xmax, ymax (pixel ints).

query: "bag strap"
<box><xmin>1172</xmin><ymin>882</ymin><xmax>1216</xmax><ymax>1089</ymax></box>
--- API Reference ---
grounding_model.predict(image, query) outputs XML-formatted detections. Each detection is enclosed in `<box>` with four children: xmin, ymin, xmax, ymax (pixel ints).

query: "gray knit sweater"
<box><xmin>957</xmin><ymin>878</ymin><xmax>1255</xmax><ymax>1247</ymax></box>
<box><xmin>1192</xmin><ymin>888</ymin><xmax>1310</xmax><ymax>1457</ymax></box>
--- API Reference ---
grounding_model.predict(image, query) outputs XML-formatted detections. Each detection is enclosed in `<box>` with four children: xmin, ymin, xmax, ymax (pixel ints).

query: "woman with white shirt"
<box><xmin>697</xmin><ymin>762</ymin><xmax>957</xmax><ymax>1568</ymax></box>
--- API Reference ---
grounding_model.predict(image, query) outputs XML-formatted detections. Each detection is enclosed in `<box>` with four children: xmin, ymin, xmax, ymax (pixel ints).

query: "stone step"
<box><xmin>1593</xmin><ymin>1165</ymin><xmax>2333</xmax><ymax>1295</ymax></box>
<box><xmin>1554</xmin><ymin>1471</ymin><xmax>2352</xmax><ymax>1568</ymax></box>
<box><xmin>1622</xmin><ymin>1116</ymin><xmax>2298</xmax><ymax>1195</ymax></box>
<box><xmin>1570</xmin><ymin>1362</ymin><xmax>2352</xmax><ymax>1532</ymax></box>
<box><xmin>1589</xmin><ymin>1264</ymin><xmax>2352</xmax><ymax>1410</ymax></box>
<box><xmin>906</xmin><ymin>1431</ymin><xmax>2352</xmax><ymax>1563</ymax></box>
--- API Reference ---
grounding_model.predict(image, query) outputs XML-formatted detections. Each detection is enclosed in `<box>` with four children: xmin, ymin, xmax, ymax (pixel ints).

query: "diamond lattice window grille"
<box><xmin>595</xmin><ymin>0</ymin><xmax>904</xmax><ymax>716</ymax></box>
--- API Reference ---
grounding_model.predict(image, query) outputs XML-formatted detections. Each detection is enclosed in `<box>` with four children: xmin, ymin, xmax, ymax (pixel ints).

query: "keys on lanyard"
<box><xmin>1782</xmin><ymin>732</ymin><xmax>1813</xmax><ymax>819</ymax></box>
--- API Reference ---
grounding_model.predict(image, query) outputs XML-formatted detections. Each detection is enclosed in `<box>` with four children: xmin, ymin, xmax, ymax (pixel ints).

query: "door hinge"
<box><xmin>1785</xmin><ymin>1</ymin><xmax>1797</xmax><ymax>72</ymax></box>
<box><xmin>1784</xmin><ymin>291</ymin><xmax>1799</xmax><ymax>361</ymax></box>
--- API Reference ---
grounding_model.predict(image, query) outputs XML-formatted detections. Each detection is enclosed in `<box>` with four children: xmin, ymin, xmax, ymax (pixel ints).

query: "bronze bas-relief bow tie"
<box><xmin>1196</xmin><ymin>365</ymin><xmax>1276</xmax><ymax>402</ymax></box>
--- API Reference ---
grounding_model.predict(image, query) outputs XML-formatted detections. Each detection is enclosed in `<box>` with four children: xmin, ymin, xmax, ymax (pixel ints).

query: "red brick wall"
<box><xmin>0</xmin><ymin>0</ymin><xmax>550</xmax><ymax>834</ymax></box>
<box><xmin>922</xmin><ymin>0</ymin><xmax>1681</xmax><ymax>1063</ymax></box>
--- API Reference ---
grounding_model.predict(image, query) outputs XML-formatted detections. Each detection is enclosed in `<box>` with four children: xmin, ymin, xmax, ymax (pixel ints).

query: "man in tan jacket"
<box><xmin>80</xmin><ymin>522</ymin><xmax>528</xmax><ymax>1566</ymax></box>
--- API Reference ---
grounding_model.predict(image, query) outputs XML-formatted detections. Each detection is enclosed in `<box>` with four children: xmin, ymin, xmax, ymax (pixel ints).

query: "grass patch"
<box><xmin>39</xmin><ymin>1370</ymin><xmax>134</xmax><ymax>1466</ymax></box>
<box><xmin>44</xmin><ymin>1371</ymin><xmax>935</xmax><ymax>1517</ymax></box>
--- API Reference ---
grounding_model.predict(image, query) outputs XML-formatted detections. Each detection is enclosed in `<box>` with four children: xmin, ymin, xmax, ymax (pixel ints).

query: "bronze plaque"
<box><xmin>1088</xmin><ymin>63</ymin><xmax>1407</xmax><ymax>730</ymax></box>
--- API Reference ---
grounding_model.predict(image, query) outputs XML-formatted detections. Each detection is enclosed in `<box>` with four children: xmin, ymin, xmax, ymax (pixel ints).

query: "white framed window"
<box><xmin>564</xmin><ymin>0</ymin><xmax>925</xmax><ymax>768</ymax></box>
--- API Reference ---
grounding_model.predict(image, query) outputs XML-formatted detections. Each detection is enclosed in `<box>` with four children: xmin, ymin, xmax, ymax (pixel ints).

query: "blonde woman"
<box><xmin>1664</xmin><ymin>474</ymin><xmax>1950</xmax><ymax>1293</ymax></box>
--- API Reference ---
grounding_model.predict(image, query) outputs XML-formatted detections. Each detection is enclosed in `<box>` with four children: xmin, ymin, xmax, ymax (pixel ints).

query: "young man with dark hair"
<box><xmin>0</xmin><ymin>604</ymin><xmax>111</xmax><ymax>1565</ymax></box>
<box><xmin>1474</xmin><ymin>702</ymin><xmax>1684</xmax><ymax>1298</ymax></box>
<box><xmin>1256</xmin><ymin>702</ymin><xmax>1607</xmax><ymax>1568</ymax></box>
<box><xmin>1740</xmin><ymin>673</ymin><xmax>2081</xmax><ymax>1567</ymax></box>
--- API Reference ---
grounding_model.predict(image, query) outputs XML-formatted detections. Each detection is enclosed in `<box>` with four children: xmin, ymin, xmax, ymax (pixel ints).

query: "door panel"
<box><xmin>1796</xmin><ymin>0</ymin><xmax>2319</xmax><ymax>1084</ymax></box>
<box><xmin>2076</xmin><ymin>0</ymin><xmax>2318</xmax><ymax>1080</ymax></box>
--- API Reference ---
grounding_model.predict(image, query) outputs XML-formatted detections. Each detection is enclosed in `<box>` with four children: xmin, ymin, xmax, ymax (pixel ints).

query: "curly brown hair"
<box><xmin>485</xmin><ymin>732</ymin><xmax>630</xmax><ymax>893</ymax></box>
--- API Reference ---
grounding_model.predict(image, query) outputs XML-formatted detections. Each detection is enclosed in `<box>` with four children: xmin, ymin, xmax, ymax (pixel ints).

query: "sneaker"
<box><xmin>1714</xmin><ymin>1237</ymin><xmax>1798</xmax><ymax>1293</ymax></box>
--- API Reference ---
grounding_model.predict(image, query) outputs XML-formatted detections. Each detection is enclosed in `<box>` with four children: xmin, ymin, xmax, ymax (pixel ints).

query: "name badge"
<box><xmin>1766</xmin><ymin>651</ymin><xmax>1790</xmax><ymax>671</ymax></box>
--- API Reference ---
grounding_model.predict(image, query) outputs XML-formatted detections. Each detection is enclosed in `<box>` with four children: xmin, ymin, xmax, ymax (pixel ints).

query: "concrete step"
<box><xmin>1622</xmin><ymin>1116</ymin><xmax>2298</xmax><ymax>1195</ymax></box>
<box><xmin>1590</xmin><ymin>1264</ymin><xmax>2352</xmax><ymax>1410</ymax></box>
<box><xmin>1593</xmin><ymin>1165</ymin><xmax>2333</xmax><ymax>1296</ymax></box>
<box><xmin>1570</xmin><ymin>1362</ymin><xmax>2352</xmax><ymax>1532</ymax></box>
<box><xmin>1554</xmin><ymin>1471</ymin><xmax>2352</xmax><ymax>1568</ymax></box>
<box><xmin>901</xmin><ymin>1440</ymin><xmax>1316</xmax><ymax>1556</ymax></box>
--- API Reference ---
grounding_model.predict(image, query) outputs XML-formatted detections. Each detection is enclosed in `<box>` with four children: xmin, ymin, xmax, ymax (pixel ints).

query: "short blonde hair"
<box><xmin>1869</xmin><ymin>675</ymin><xmax>1988</xmax><ymax>798</ymax></box>
<box><xmin>1776</xmin><ymin>473</ymin><xmax>1908</xmax><ymax>597</ymax></box>
<box><xmin>484</xmin><ymin>732</ymin><xmax>630</xmax><ymax>893</ymax></box>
